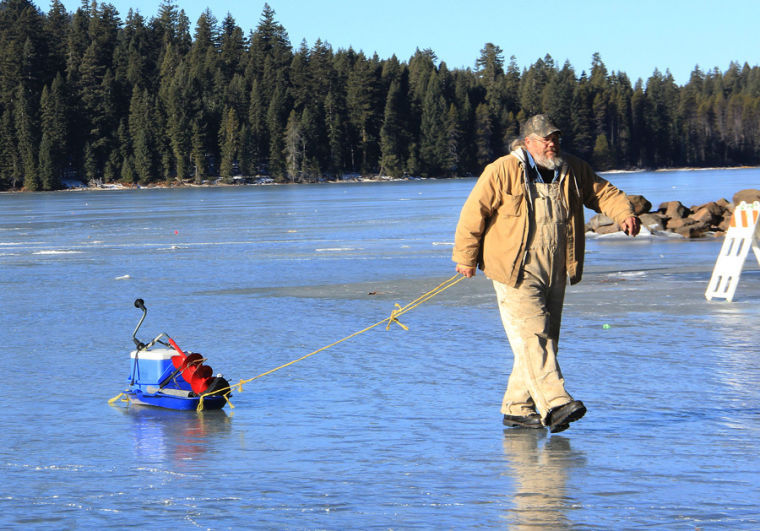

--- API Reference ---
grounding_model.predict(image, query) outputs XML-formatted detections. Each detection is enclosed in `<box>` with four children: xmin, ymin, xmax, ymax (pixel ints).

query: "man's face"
<box><xmin>525</xmin><ymin>133</ymin><xmax>561</xmax><ymax>169</ymax></box>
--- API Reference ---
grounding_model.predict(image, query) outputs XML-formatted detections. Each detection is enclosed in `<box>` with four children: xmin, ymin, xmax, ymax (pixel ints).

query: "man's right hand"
<box><xmin>456</xmin><ymin>264</ymin><xmax>476</xmax><ymax>278</ymax></box>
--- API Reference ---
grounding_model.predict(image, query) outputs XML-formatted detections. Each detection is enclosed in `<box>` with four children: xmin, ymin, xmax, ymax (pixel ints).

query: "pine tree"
<box><xmin>592</xmin><ymin>133</ymin><xmax>613</xmax><ymax>170</ymax></box>
<box><xmin>297</xmin><ymin>103</ymin><xmax>322</xmax><ymax>181</ymax></box>
<box><xmin>570</xmin><ymin>73</ymin><xmax>594</xmax><ymax>159</ymax></box>
<box><xmin>406</xmin><ymin>48</ymin><xmax>437</xmax><ymax>160</ymax></box>
<box><xmin>128</xmin><ymin>87</ymin><xmax>156</xmax><ymax>183</ymax></box>
<box><xmin>118</xmin><ymin>9</ymin><xmax>151</xmax><ymax>88</ymax></box>
<box><xmin>642</xmin><ymin>69</ymin><xmax>678</xmax><ymax>167</ymax></box>
<box><xmin>589</xmin><ymin>53</ymin><xmax>611</xmax><ymax>138</ymax></box>
<box><xmin>248</xmin><ymin>3</ymin><xmax>291</xmax><ymax>80</ymax></box>
<box><xmin>610</xmin><ymin>72</ymin><xmax>634</xmax><ymax>167</ymax></box>
<box><xmin>324</xmin><ymin>88</ymin><xmax>346</xmax><ymax>177</ymax></box>
<box><xmin>284</xmin><ymin>109</ymin><xmax>303</xmax><ymax>182</ymax></box>
<box><xmin>503</xmin><ymin>56</ymin><xmax>521</xmax><ymax>115</ymax></box>
<box><xmin>288</xmin><ymin>41</ymin><xmax>311</xmax><ymax>111</ymax></box>
<box><xmin>115</xmin><ymin>118</ymin><xmax>135</xmax><ymax>184</ymax></box>
<box><xmin>346</xmin><ymin>52</ymin><xmax>380</xmax><ymax>173</ymax></box>
<box><xmin>190</xmin><ymin>118</ymin><xmax>207</xmax><ymax>183</ymax></box>
<box><xmin>476</xmin><ymin>43</ymin><xmax>505</xmax><ymax>116</ymax></box>
<box><xmin>0</xmin><ymin>0</ymin><xmax>48</xmax><ymax>103</ymax></box>
<box><xmin>45</xmin><ymin>0</ymin><xmax>70</xmax><ymax>79</ymax></box>
<box><xmin>219</xmin><ymin>13</ymin><xmax>245</xmax><ymax>82</ymax></box>
<box><xmin>37</xmin><ymin>126</ymin><xmax>55</xmax><ymax>190</ymax></box>
<box><xmin>419</xmin><ymin>71</ymin><xmax>447</xmax><ymax>176</ymax></box>
<box><xmin>519</xmin><ymin>57</ymin><xmax>552</xmax><ymax>116</ymax></box>
<box><xmin>453</xmin><ymin>73</ymin><xmax>477</xmax><ymax>173</ymax></box>
<box><xmin>408</xmin><ymin>48</ymin><xmax>437</xmax><ymax>106</ymax></box>
<box><xmin>154</xmin><ymin>0</ymin><xmax>192</xmax><ymax>58</ymax></box>
<box><xmin>474</xmin><ymin>102</ymin><xmax>493</xmax><ymax>168</ymax></box>
<box><xmin>38</xmin><ymin>74</ymin><xmax>68</xmax><ymax>189</ymax></box>
<box><xmin>0</xmin><ymin>108</ymin><xmax>21</xmax><ymax>189</ymax></box>
<box><xmin>190</xmin><ymin>8</ymin><xmax>223</xmax><ymax>171</ymax></box>
<box><xmin>379</xmin><ymin>78</ymin><xmax>405</xmax><ymax>177</ymax></box>
<box><xmin>248</xmin><ymin>78</ymin><xmax>268</xmax><ymax>173</ymax></box>
<box><xmin>219</xmin><ymin>107</ymin><xmax>241</xmax><ymax>180</ymax></box>
<box><xmin>266</xmin><ymin>80</ymin><xmax>287</xmax><ymax>179</ymax></box>
<box><xmin>15</xmin><ymin>83</ymin><xmax>38</xmax><ymax>190</ymax></box>
<box><xmin>309</xmin><ymin>38</ymin><xmax>335</xmax><ymax>99</ymax></box>
<box><xmin>630</xmin><ymin>80</ymin><xmax>647</xmax><ymax>166</ymax></box>
<box><xmin>160</xmin><ymin>46</ymin><xmax>189</xmax><ymax>180</ymax></box>
<box><xmin>445</xmin><ymin>102</ymin><xmax>461</xmax><ymax>175</ymax></box>
<box><xmin>541</xmin><ymin>61</ymin><xmax>575</xmax><ymax>140</ymax></box>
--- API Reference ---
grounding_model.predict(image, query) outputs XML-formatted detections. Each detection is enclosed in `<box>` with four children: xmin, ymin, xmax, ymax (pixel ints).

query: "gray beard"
<box><xmin>534</xmin><ymin>153</ymin><xmax>564</xmax><ymax>171</ymax></box>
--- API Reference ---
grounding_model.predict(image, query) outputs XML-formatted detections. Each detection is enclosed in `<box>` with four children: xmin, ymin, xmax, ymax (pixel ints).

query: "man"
<box><xmin>452</xmin><ymin>114</ymin><xmax>640</xmax><ymax>433</ymax></box>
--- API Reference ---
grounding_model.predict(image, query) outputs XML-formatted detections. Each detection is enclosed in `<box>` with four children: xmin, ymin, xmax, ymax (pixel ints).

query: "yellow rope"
<box><xmin>108</xmin><ymin>392</ymin><xmax>125</xmax><ymax>404</ymax></box>
<box><xmin>108</xmin><ymin>392</ymin><xmax>131</xmax><ymax>405</ymax></box>
<box><xmin>196</xmin><ymin>274</ymin><xmax>466</xmax><ymax>411</ymax></box>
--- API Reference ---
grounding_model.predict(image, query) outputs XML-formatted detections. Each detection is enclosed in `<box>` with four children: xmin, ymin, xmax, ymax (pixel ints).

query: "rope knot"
<box><xmin>386</xmin><ymin>303</ymin><xmax>409</xmax><ymax>331</ymax></box>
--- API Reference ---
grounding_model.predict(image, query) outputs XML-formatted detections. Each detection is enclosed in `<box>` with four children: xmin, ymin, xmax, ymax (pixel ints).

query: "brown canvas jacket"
<box><xmin>452</xmin><ymin>149</ymin><xmax>634</xmax><ymax>286</ymax></box>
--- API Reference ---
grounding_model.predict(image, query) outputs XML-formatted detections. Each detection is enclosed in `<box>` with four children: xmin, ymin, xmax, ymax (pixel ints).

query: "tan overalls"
<box><xmin>493</xmin><ymin>180</ymin><xmax>575</xmax><ymax>422</ymax></box>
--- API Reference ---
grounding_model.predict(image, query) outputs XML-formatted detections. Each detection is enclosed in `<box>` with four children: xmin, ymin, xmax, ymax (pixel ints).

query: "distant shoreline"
<box><xmin>601</xmin><ymin>165</ymin><xmax>759</xmax><ymax>175</ymax></box>
<box><xmin>2</xmin><ymin>165</ymin><xmax>758</xmax><ymax>194</ymax></box>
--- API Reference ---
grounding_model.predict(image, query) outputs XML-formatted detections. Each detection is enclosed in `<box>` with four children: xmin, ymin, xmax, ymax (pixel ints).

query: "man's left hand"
<box><xmin>621</xmin><ymin>216</ymin><xmax>641</xmax><ymax>237</ymax></box>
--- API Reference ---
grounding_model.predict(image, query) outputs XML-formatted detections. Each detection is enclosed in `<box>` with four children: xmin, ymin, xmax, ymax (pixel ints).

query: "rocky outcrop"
<box><xmin>585</xmin><ymin>189</ymin><xmax>760</xmax><ymax>238</ymax></box>
<box><xmin>627</xmin><ymin>195</ymin><xmax>652</xmax><ymax>215</ymax></box>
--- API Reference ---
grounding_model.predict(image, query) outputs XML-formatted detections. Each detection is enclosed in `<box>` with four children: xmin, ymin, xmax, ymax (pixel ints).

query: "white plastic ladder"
<box><xmin>705</xmin><ymin>201</ymin><xmax>760</xmax><ymax>302</ymax></box>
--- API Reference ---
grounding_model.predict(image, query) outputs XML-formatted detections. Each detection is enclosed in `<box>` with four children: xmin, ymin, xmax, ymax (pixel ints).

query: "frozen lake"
<box><xmin>1</xmin><ymin>168</ymin><xmax>759</xmax><ymax>528</ymax></box>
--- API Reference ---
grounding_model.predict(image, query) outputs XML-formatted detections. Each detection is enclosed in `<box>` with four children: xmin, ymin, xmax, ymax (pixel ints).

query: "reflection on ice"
<box><xmin>501</xmin><ymin>430</ymin><xmax>586</xmax><ymax>529</ymax></box>
<box><xmin>116</xmin><ymin>406</ymin><xmax>232</xmax><ymax>466</ymax></box>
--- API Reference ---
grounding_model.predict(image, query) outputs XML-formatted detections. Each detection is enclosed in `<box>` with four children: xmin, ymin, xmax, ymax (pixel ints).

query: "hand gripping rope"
<box><xmin>194</xmin><ymin>274</ymin><xmax>466</xmax><ymax>411</ymax></box>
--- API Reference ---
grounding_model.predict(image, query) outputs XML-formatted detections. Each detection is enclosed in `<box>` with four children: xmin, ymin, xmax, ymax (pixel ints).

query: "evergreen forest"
<box><xmin>2</xmin><ymin>0</ymin><xmax>760</xmax><ymax>191</ymax></box>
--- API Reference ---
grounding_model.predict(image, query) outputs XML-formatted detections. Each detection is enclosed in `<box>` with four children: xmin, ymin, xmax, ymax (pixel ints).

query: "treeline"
<box><xmin>2</xmin><ymin>0</ymin><xmax>760</xmax><ymax>191</ymax></box>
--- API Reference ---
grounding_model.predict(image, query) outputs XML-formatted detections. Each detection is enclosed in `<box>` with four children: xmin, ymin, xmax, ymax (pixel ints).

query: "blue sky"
<box><xmin>55</xmin><ymin>0</ymin><xmax>756</xmax><ymax>85</ymax></box>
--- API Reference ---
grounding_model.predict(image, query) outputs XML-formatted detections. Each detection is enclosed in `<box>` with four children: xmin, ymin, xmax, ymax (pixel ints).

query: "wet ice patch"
<box><xmin>607</xmin><ymin>271</ymin><xmax>647</xmax><ymax>279</ymax></box>
<box><xmin>586</xmin><ymin>226</ymin><xmax>687</xmax><ymax>241</ymax></box>
<box><xmin>33</xmin><ymin>249</ymin><xmax>82</xmax><ymax>255</ymax></box>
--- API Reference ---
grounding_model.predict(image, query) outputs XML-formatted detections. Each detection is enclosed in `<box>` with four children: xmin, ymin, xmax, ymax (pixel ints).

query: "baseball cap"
<box><xmin>522</xmin><ymin>114</ymin><xmax>561</xmax><ymax>138</ymax></box>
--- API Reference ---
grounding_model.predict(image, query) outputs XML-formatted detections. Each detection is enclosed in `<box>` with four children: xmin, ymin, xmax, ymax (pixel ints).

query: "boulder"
<box><xmin>674</xmin><ymin>219</ymin><xmax>709</xmax><ymax>238</ymax></box>
<box><xmin>666</xmin><ymin>216</ymin><xmax>698</xmax><ymax>230</ymax></box>
<box><xmin>658</xmin><ymin>200</ymin><xmax>690</xmax><ymax>219</ymax></box>
<box><xmin>587</xmin><ymin>213</ymin><xmax>615</xmax><ymax>231</ymax></box>
<box><xmin>691</xmin><ymin>202</ymin><xmax>724</xmax><ymax>225</ymax></box>
<box><xmin>627</xmin><ymin>194</ymin><xmax>652</xmax><ymax>215</ymax></box>
<box><xmin>693</xmin><ymin>201</ymin><xmax>725</xmax><ymax>216</ymax></box>
<box><xmin>596</xmin><ymin>223</ymin><xmax>622</xmax><ymax>235</ymax></box>
<box><xmin>639</xmin><ymin>212</ymin><xmax>666</xmax><ymax>231</ymax></box>
<box><xmin>716</xmin><ymin>198</ymin><xmax>731</xmax><ymax>209</ymax></box>
<box><xmin>732</xmin><ymin>189</ymin><xmax>760</xmax><ymax>206</ymax></box>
